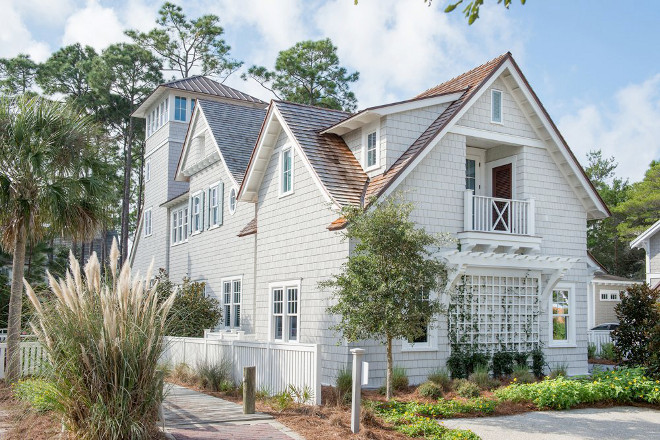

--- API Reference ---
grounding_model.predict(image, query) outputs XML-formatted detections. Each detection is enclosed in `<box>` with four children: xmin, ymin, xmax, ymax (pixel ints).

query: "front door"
<box><xmin>491</xmin><ymin>163</ymin><xmax>512</xmax><ymax>231</ymax></box>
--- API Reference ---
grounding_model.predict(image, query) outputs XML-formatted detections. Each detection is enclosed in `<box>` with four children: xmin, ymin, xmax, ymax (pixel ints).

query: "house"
<box><xmin>586</xmin><ymin>252</ymin><xmax>640</xmax><ymax>329</ymax></box>
<box><xmin>131</xmin><ymin>52</ymin><xmax>609</xmax><ymax>384</ymax></box>
<box><xmin>631</xmin><ymin>219</ymin><xmax>660</xmax><ymax>289</ymax></box>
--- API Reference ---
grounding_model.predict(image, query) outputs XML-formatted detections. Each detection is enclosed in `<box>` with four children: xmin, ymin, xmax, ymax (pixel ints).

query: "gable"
<box><xmin>176</xmin><ymin>109</ymin><xmax>221</xmax><ymax>181</ymax></box>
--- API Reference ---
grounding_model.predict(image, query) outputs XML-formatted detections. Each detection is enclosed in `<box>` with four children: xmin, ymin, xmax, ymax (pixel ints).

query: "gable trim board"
<box><xmin>630</xmin><ymin>219</ymin><xmax>660</xmax><ymax>249</ymax></box>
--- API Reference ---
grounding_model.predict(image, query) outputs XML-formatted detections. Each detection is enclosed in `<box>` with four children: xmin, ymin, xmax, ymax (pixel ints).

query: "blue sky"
<box><xmin>3</xmin><ymin>0</ymin><xmax>659</xmax><ymax>181</ymax></box>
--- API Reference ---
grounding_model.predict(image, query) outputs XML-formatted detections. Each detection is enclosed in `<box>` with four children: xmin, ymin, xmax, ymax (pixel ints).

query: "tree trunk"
<box><xmin>6</xmin><ymin>222</ymin><xmax>27</xmax><ymax>383</ymax></box>
<box><xmin>386</xmin><ymin>336</ymin><xmax>393</xmax><ymax>400</ymax></box>
<box><xmin>120</xmin><ymin>117</ymin><xmax>134</xmax><ymax>266</ymax></box>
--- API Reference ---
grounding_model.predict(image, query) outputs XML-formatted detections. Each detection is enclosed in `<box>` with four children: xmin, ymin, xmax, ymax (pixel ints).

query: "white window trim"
<box><xmin>279</xmin><ymin>146</ymin><xmax>294</xmax><ymax>198</ymax></box>
<box><xmin>402</xmin><ymin>291</ymin><xmax>439</xmax><ymax>352</ymax></box>
<box><xmin>466</xmin><ymin>147</ymin><xmax>486</xmax><ymax>196</ymax></box>
<box><xmin>268</xmin><ymin>280</ymin><xmax>301</xmax><ymax>343</ymax></box>
<box><xmin>190</xmin><ymin>190</ymin><xmax>203</xmax><ymax>235</ymax></box>
<box><xmin>229</xmin><ymin>187</ymin><xmax>237</xmax><ymax>215</ymax></box>
<box><xmin>208</xmin><ymin>181</ymin><xmax>221</xmax><ymax>229</ymax></box>
<box><xmin>170</xmin><ymin>204</ymin><xmax>189</xmax><ymax>246</ymax></box>
<box><xmin>362</xmin><ymin>122</ymin><xmax>380</xmax><ymax>172</ymax></box>
<box><xmin>491</xmin><ymin>89</ymin><xmax>503</xmax><ymax>124</ymax></box>
<box><xmin>485</xmin><ymin>155</ymin><xmax>518</xmax><ymax>199</ymax></box>
<box><xmin>221</xmin><ymin>276</ymin><xmax>243</xmax><ymax>330</ymax></box>
<box><xmin>144</xmin><ymin>207</ymin><xmax>153</xmax><ymax>237</ymax></box>
<box><xmin>145</xmin><ymin>159</ymin><xmax>151</xmax><ymax>182</ymax></box>
<box><xmin>174</xmin><ymin>96</ymin><xmax>188</xmax><ymax>122</ymax></box>
<box><xmin>600</xmin><ymin>289</ymin><xmax>621</xmax><ymax>302</ymax></box>
<box><xmin>548</xmin><ymin>283</ymin><xmax>576</xmax><ymax>348</ymax></box>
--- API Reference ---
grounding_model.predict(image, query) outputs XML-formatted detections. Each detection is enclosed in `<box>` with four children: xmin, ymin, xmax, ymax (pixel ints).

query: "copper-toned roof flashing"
<box><xmin>238</xmin><ymin>217</ymin><xmax>257</xmax><ymax>237</ymax></box>
<box><xmin>327</xmin><ymin>217</ymin><xmax>348</xmax><ymax>231</ymax></box>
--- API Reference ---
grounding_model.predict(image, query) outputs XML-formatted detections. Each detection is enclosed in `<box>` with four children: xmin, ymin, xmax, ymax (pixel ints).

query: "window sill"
<box><xmin>490</xmin><ymin>120</ymin><xmax>504</xmax><ymax>125</ymax></box>
<box><xmin>191</xmin><ymin>231</ymin><xmax>202</xmax><ymax>236</ymax></box>
<box><xmin>170</xmin><ymin>240</ymin><xmax>189</xmax><ymax>247</ymax></box>
<box><xmin>364</xmin><ymin>164</ymin><xmax>380</xmax><ymax>172</ymax></box>
<box><xmin>278</xmin><ymin>190</ymin><xmax>294</xmax><ymax>199</ymax></box>
<box><xmin>144</xmin><ymin>233</ymin><xmax>152</xmax><ymax>238</ymax></box>
<box><xmin>548</xmin><ymin>342</ymin><xmax>577</xmax><ymax>349</ymax></box>
<box><xmin>208</xmin><ymin>225</ymin><xmax>221</xmax><ymax>231</ymax></box>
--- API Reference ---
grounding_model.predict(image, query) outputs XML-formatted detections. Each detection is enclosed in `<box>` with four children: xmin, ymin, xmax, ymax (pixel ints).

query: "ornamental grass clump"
<box><xmin>24</xmin><ymin>240</ymin><xmax>175</xmax><ymax>440</ymax></box>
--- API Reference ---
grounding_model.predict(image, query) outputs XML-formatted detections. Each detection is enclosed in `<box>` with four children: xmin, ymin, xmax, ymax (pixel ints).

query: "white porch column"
<box><xmin>464</xmin><ymin>190</ymin><xmax>474</xmax><ymax>232</ymax></box>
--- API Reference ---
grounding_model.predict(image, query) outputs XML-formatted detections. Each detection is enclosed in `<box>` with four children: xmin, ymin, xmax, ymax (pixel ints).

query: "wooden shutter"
<box><xmin>188</xmin><ymin>197</ymin><xmax>193</xmax><ymax>235</ymax></box>
<box><xmin>201</xmin><ymin>192</ymin><xmax>206</xmax><ymax>230</ymax></box>
<box><xmin>492</xmin><ymin>163</ymin><xmax>512</xmax><ymax>199</ymax></box>
<box><xmin>218</xmin><ymin>182</ymin><xmax>224</xmax><ymax>226</ymax></box>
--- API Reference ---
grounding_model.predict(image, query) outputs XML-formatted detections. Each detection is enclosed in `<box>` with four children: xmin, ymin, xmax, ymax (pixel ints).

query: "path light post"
<box><xmin>350</xmin><ymin>348</ymin><xmax>366</xmax><ymax>434</ymax></box>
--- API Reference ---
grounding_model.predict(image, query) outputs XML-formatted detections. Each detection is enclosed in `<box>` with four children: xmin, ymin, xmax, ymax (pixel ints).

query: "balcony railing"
<box><xmin>464</xmin><ymin>190</ymin><xmax>535</xmax><ymax>236</ymax></box>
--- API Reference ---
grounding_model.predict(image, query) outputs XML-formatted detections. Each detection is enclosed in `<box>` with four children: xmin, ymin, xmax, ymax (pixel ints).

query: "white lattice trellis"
<box><xmin>449</xmin><ymin>274</ymin><xmax>540</xmax><ymax>352</ymax></box>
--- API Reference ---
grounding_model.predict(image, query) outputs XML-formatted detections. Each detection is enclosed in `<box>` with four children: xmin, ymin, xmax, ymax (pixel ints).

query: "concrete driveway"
<box><xmin>441</xmin><ymin>406</ymin><xmax>660</xmax><ymax>440</ymax></box>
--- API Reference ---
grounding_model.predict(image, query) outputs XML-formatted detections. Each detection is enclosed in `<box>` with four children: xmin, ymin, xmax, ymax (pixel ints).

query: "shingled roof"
<box><xmin>364</xmin><ymin>53</ymin><xmax>510</xmax><ymax>202</ymax></box>
<box><xmin>198</xmin><ymin>99</ymin><xmax>266</xmax><ymax>185</ymax></box>
<box><xmin>163</xmin><ymin>76</ymin><xmax>265</xmax><ymax>104</ymax></box>
<box><xmin>274</xmin><ymin>101</ymin><xmax>368</xmax><ymax>206</ymax></box>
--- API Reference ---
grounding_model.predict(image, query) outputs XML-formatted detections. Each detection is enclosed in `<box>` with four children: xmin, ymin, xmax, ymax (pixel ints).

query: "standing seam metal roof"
<box><xmin>163</xmin><ymin>76</ymin><xmax>266</xmax><ymax>104</ymax></box>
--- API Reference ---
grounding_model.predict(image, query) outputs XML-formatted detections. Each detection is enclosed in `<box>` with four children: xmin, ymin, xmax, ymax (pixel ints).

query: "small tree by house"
<box><xmin>321</xmin><ymin>195</ymin><xmax>450</xmax><ymax>399</ymax></box>
<box><xmin>612</xmin><ymin>283</ymin><xmax>660</xmax><ymax>366</ymax></box>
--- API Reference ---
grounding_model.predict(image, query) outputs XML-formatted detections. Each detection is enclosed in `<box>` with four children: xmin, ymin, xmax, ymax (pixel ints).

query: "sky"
<box><xmin>2</xmin><ymin>0</ymin><xmax>659</xmax><ymax>182</ymax></box>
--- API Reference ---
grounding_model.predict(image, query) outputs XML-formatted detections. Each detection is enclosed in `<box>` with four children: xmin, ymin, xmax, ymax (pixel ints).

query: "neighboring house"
<box><xmin>631</xmin><ymin>219</ymin><xmax>660</xmax><ymax>289</ymax></box>
<box><xmin>131</xmin><ymin>52</ymin><xmax>609</xmax><ymax>385</ymax></box>
<box><xmin>586</xmin><ymin>252</ymin><xmax>640</xmax><ymax>329</ymax></box>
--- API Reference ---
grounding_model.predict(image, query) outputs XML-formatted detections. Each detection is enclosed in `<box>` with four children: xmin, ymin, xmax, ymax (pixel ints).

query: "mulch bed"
<box><xmin>588</xmin><ymin>358</ymin><xmax>618</xmax><ymax>365</ymax></box>
<box><xmin>0</xmin><ymin>381</ymin><xmax>61</xmax><ymax>440</ymax></box>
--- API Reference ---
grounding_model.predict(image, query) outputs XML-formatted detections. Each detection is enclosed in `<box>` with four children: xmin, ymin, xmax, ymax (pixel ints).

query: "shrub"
<box><xmin>548</xmin><ymin>363</ymin><xmax>568</xmax><ymax>379</ymax></box>
<box><xmin>512</xmin><ymin>364</ymin><xmax>535</xmax><ymax>384</ymax></box>
<box><xmin>196</xmin><ymin>358</ymin><xmax>233</xmax><ymax>392</ymax></box>
<box><xmin>492</xmin><ymin>350</ymin><xmax>515</xmax><ymax>377</ymax></box>
<box><xmin>446</xmin><ymin>347</ymin><xmax>490</xmax><ymax>379</ymax></box>
<box><xmin>24</xmin><ymin>242</ymin><xmax>175</xmax><ymax>439</ymax></box>
<box><xmin>468</xmin><ymin>364</ymin><xmax>498</xmax><ymax>390</ymax></box>
<box><xmin>514</xmin><ymin>352</ymin><xmax>528</xmax><ymax>367</ymax></box>
<box><xmin>454</xmin><ymin>379</ymin><xmax>481</xmax><ymax>398</ymax></box>
<box><xmin>155</xmin><ymin>269</ymin><xmax>222</xmax><ymax>337</ymax></box>
<box><xmin>531</xmin><ymin>347</ymin><xmax>545</xmax><ymax>378</ymax></box>
<box><xmin>612</xmin><ymin>283</ymin><xmax>660</xmax><ymax>366</ymax></box>
<box><xmin>12</xmin><ymin>378</ymin><xmax>60</xmax><ymax>412</ymax></box>
<box><xmin>599</xmin><ymin>342</ymin><xmax>616</xmax><ymax>361</ymax></box>
<box><xmin>588</xmin><ymin>343</ymin><xmax>597</xmax><ymax>359</ymax></box>
<box><xmin>392</xmin><ymin>367</ymin><xmax>409</xmax><ymax>390</ymax></box>
<box><xmin>649</xmin><ymin>304</ymin><xmax>660</xmax><ymax>378</ymax></box>
<box><xmin>171</xmin><ymin>363</ymin><xmax>195</xmax><ymax>384</ymax></box>
<box><xmin>428</xmin><ymin>368</ymin><xmax>452</xmax><ymax>391</ymax></box>
<box><xmin>417</xmin><ymin>381</ymin><xmax>443</xmax><ymax>399</ymax></box>
<box><xmin>335</xmin><ymin>368</ymin><xmax>352</xmax><ymax>404</ymax></box>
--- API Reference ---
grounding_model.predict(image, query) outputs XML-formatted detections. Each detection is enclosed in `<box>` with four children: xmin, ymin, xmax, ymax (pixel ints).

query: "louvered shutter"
<box><xmin>218</xmin><ymin>182</ymin><xmax>224</xmax><ymax>226</ymax></box>
<box><xmin>201</xmin><ymin>191</ymin><xmax>206</xmax><ymax>230</ymax></box>
<box><xmin>492</xmin><ymin>164</ymin><xmax>512</xmax><ymax>199</ymax></box>
<box><xmin>188</xmin><ymin>196</ymin><xmax>193</xmax><ymax>235</ymax></box>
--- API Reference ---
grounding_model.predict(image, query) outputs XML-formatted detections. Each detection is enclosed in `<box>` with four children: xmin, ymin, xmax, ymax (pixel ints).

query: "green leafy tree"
<box><xmin>243</xmin><ymin>39</ymin><xmax>359</xmax><ymax>112</ymax></box>
<box><xmin>89</xmin><ymin>43</ymin><xmax>163</xmax><ymax>264</ymax></box>
<box><xmin>0</xmin><ymin>95</ymin><xmax>116</xmax><ymax>382</ymax></box>
<box><xmin>444</xmin><ymin>0</ymin><xmax>526</xmax><ymax>24</ymax></box>
<box><xmin>616</xmin><ymin>160</ymin><xmax>660</xmax><ymax>239</ymax></box>
<box><xmin>126</xmin><ymin>2</ymin><xmax>242</xmax><ymax>80</ymax></box>
<box><xmin>36</xmin><ymin>44</ymin><xmax>98</xmax><ymax>104</ymax></box>
<box><xmin>0</xmin><ymin>54</ymin><xmax>38</xmax><ymax>95</ymax></box>
<box><xmin>321</xmin><ymin>195</ymin><xmax>450</xmax><ymax>399</ymax></box>
<box><xmin>154</xmin><ymin>270</ymin><xmax>221</xmax><ymax>337</ymax></box>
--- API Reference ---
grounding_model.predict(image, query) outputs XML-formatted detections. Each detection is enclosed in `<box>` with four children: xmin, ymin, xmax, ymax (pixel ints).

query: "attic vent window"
<box><xmin>491</xmin><ymin>89</ymin><xmax>503</xmax><ymax>123</ymax></box>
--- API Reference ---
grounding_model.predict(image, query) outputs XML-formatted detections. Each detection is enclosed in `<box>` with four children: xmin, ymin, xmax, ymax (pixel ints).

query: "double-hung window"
<box><xmin>280</xmin><ymin>147</ymin><xmax>293</xmax><ymax>195</ymax></box>
<box><xmin>403</xmin><ymin>289</ymin><xmax>436</xmax><ymax>351</ymax></box>
<box><xmin>222</xmin><ymin>278</ymin><xmax>241</xmax><ymax>329</ymax></box>
<box><xmin>550</xmin><ymin>285</ymin><xmax>575</xmax><ymax>346</ymax></box>
<box><xmin>171</xmin><ymin>206</ymin><xmax>188</xmax><ymax>244</ymax></box>
<box><xmin>366</xmin><ymin>131</ymin><xmax>378</xmax><ymax>168</ymax></box>
<box><xmin>191</xmin><ymin>192</ymin><xmax>203</xmax><ymax>233</ymax></box>
<box><xmin>271</xmin><ymin>282</ymin><xmax>299</xmax><ymax>342</ymax></box>
<box><xmin>207</xmin><ymin>182</ymin><xmax>223</xmax><ymax>227</ymax></box>
<box><xmin>491</xmin><ymin>89</ymin><xmax>503</xmax><ymax>123</ymax></box>
<box><xmin>175</xmin><ymin>96</ymin><xmax>187</xmax><ymax>121</ymax></box>
<box><xmin>144</xmin><ymin>208</ymin><xmax>152</xmax><ymax>237</ymax></box>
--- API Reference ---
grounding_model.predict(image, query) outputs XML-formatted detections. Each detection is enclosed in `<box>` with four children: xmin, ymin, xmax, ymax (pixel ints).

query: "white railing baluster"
<box><xmin>466</xmin><ymin>194</ymin><xmax>534</xmax><ymax>236</ymax></box>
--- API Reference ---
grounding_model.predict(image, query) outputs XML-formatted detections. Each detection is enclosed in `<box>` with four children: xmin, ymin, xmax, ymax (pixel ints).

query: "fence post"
<box><xmin>350</xmin><ymin>348</ymin><xmax>365</xmax><ymax>434</ymax></box>
<box><xmin>243</xmin><ymin>366</ymin><xmax>256</xmax><ymax>414</ymax></box>
<box><xmin>314</xmin><ymin>344</ymin><xmax>322</xmax><ymax>405</ymax></box>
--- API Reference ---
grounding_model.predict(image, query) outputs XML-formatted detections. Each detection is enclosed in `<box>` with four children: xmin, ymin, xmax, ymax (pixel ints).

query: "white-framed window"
<box><xmin>362</xmin><ymin>122</ymin><xmax>380</xmax><ymax>170</ymax></box>
<box><xmin>270</xmin><ymin>281</ymin><xmax>300</xmax><ymax>342</ymax></box>
<box><xmin>175</xmin><ymin>96</ymin><xmax>187</xmax><ymax>121</ymax></box>
<box><xmin>146</xmin><ymin>114</ymin><xmax>151</xmax><ymax>136</ymax></box>
<box><xmin>145</xmin><ymin>159</ymin><xmax>151</xmax><ymax>182</ymax></box>
<box><xmin>491</xmin><ymin>89</ymin><xmax>503</xmax><ymax>124</ymax></box>
<box><xmin>191</xmin><ymin>98</ymin><xmax>196</xmax><ymax>114</ymax></box>
<box><xmin>366</xmin><ymin>131</ymin><xmax>378</xmax><ymax>168</ymax></box>
<box><xmin>403</xmin><ymin>289</ymin><xmax>437</xmax><ymax>352</ymax></box>
<box><xmin>207</xmin><ymin>182</ymin><xmax>223</xmax><ymax>228</ymax></box>
<box><xmin>549</xmin><ymin>284</ymin><xmax>576</xmax><ymax>346</ymax></box>
<box><xmin>144</xmin><ymin>207</ymin><xmax>152</xmax><ymax>237</ymax></box>
<box><xmin>280</xmin><ymin>147</ymin><xmax>293</xmax><ymax>196</ymax></box>
<box><xmin>229</xmin><ymin>187</ymin><xmax>237</xmax><ymax>215</ymax></box>
<box><xmin>222</xmin><ymin>277</ymin><xmax>242</xmax><ymax>329</ymax></box>
<box><xmin>171</xmin><ymin>205</ymin><xmax>188</xmax><ymax>245</ymax></box>
<box><xmin>190</xmin><ymin>191</ymin><xmax>204</xmax><ymax>234</ymax></box>
<box><xmin>600</xmin><ymin>290</ymin><xmax>621</xmax><ymax>301</ymax></box>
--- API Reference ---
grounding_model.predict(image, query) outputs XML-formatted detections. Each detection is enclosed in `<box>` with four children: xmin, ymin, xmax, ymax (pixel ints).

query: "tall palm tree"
<box><xmin>0</xmin><ymin>95</ymin><xmax>115</xmax><ymax>382</ymax></box>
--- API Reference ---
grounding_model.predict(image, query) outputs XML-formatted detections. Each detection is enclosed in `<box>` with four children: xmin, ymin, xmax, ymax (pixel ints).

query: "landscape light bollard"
<box><xmin>350</xmin><ymin>348</ymin><xmax>365</xmax><ymax>434</ymax></box>
<box><xmin>243</xmin><ymin>366</ymin><xmax>256</xmax><ymax>414</ymax></box>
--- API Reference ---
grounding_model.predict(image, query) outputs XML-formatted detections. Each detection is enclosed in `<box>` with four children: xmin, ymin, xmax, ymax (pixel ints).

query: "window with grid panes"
<box><xmin>222</xmin><ymin>279</ymin><xmax>241</xmax><ymax>329</ymax></box>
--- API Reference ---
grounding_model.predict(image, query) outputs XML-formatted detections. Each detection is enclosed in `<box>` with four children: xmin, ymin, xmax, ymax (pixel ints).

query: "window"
<box><xmin>145</xmin><ymin>159</ymin><xmax>151</xmax><ymax>182</ymax></box>
<box><xmin>191</xmin><ymin>98</ymin><xmax>196</xmax><ymax>113</ymax></box>
<box><xmin>466</xmin><ymin>159</ymin><xmax>476</xmax><ymax>191</ymax></box>
<box><xmin>280</xmin><ymin>147</ymin><xmax>293</xmax><ymax>195</ymax></box>
<box><xmin>144</xmin><ymin>208</ymin><xmax>152</xmax><ymax>237</ymax></box>
<box><xmin>491</xmin><ymin>89</ymin><xmax>503</xmax><ymax>123</ymax></box>
<box><xmin>146</xmin><ymin>114</ymin><xmax>151</xmax><ymax>136</ymax></box>
<box><xmin>366</xmin><ymin>131</ymin><xmax>378</xmax><ymax>168</ymax></box>
<box><xmin>550</xmin><ymin>285</ymin><xmax>575</xmax><ymax>346</ymax></box>
<box><xmin>171</xmin><ymin>206</ymin><xmax>188</xmax><ymax>245</ymax></box>
<box><xmin>190</xmin><ymin>192</ymin><xmax>203</xmax><ymax>233</ymax></box>
<box><xmin>600</xmin><ymin>290</ymin><xmax>622</xmax><ymax>301</ymax></box>
<box><xmin>222</xmin><ymin>278</ymin><xmax>242</xmax><ymax>329</ymax></box>
<box><xmin>159</xmin><ymin>101</ymin><xmax>165</xmax><ymax>125</ymax></box>
<box><xmin>208</xmin><ymin>182</ymin><xmax>223</xmax><ymax>227</ymax></box>
<box><xmin>175</xmin><ymin>96</ymin><xmax>187</xmax><ymax>121</ymax></box>
<box><xmin>229</xmin><ymin>188</ymin><xmax>237</xmax><ymax>215</ymax></box>
<box><xmin>271</xmin><ymin>282</ymin><xmax>300</xmax><ymax>342</ymax></box>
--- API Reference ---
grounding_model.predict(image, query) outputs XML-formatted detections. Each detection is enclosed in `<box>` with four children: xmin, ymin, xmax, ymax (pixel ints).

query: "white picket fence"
<box><xmin>0</xmin><ymin>341</ymin><xmax>48</xmax><ymax>379</ymax></box>
<box><xmin>162</xmin><ymin>336</ymin><xmax>321</xmax><ymax>404</ymax></box>
<box><xmin>588</xmin><ymin>330</ymin><xmax>614</xmax><ymax>355</ymax></box>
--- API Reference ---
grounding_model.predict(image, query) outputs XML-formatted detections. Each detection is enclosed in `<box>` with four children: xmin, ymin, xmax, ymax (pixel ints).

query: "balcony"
<box><xmin>458</xmin><ymin>190</ymin><xmax>542</xmax><ymax>254</ymax></box>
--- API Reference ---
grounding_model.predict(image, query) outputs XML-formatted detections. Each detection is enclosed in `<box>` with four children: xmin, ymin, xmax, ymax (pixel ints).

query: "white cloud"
<box><xmin>0</xmin><ymin>3</ymin><xmax>51</xmax><ymax>61</ymax></box>
<box><xmin>9</xmin><ymin>0</ymin><xmax>76</xmax><ymax>28</ymax></box>
<box><xmin>559</xmin><ymin>74</ymin><xmax>660</xmax><ymax>182</ymax></box>
<box><xmin>61</xmin><ymin>0</ymin><xmax>127</xmax><ymax>51</ymax></box>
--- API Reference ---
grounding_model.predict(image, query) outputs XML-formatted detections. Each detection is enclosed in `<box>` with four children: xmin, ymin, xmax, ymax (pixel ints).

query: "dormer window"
<box><xmin>175</xmin><ymin>96</ymin><xmax>187</xmax><ymax>121</ymax></box>
<box><xmin>362</xmin><ymin>122</ymin><xmax>380</xmax><ymax>171</ymax></box>
<box><xmin>491</xmin><ymin>89</ymin><xmax>503</xmax><ymax>123</ymax></box>
<box><xmin>366</xmin><ymin>132</ymin><xmax>377</xmax><ymax>168</ymax></box>
<box><xmin>280</xmin><ymin>147</ymin><xmax>293</xmax><ymax>196</ymax></box>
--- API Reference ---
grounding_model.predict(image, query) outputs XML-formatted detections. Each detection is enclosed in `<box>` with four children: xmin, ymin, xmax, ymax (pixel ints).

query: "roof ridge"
<box><xmin>273</xmin><ymin>99</ymin><xmax>352</xmax><ymax>115</ymax></box>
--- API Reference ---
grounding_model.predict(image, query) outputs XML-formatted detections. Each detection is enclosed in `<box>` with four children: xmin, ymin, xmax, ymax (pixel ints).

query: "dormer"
<box><xmin>322</xmin><ymin>91</ymin><xmax>463</xmax><ymax>176</ymax></box>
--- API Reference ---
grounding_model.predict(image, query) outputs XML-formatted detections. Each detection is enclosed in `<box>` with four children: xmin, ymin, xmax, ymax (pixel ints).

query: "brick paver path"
<box><xmin>163</xmin><ymin>384</ymin><xmax>303</xmax><ymax>440</ymax></box>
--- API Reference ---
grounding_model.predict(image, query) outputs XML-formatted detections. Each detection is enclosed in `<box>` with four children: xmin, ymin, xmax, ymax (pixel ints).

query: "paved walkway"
<box><xmin>163</xmin><ymin>384</ymin><xmax>303</xmax><ymax>440</ymax></box>
<box><xmin>442</xmin><ymin>406</ymin><xmax>660</xmax><ymax>440</ymax></box>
